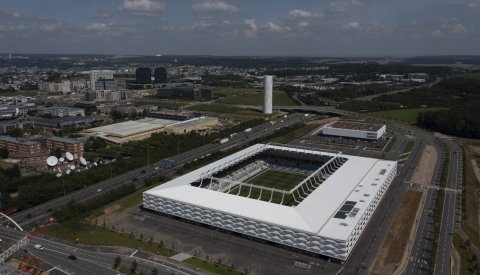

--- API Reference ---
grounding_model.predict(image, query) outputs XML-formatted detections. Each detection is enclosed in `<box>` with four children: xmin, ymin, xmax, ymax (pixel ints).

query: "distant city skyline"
<box><xmin>0</xmin><ymin>0</ymin><xmax>478</xmax><ymax>56</ymax></box>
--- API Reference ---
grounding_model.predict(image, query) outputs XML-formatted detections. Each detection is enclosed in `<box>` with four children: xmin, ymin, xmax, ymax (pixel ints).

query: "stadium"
<box><xmin>143</xmin><ymin>144</ymin><xmax>397</xmax><ymax>261</ymax></box>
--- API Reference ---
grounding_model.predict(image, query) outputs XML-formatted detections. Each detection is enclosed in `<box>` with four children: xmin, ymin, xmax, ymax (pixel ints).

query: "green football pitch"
<box><xmin>227</xmin><ymin>170</ymin><xmax>307</xmax><ymax>206</ymax></box>
<box><xmin>246</xmin><ymin>170</ymin><xmax>305</xmax><ymax>190</ymax></box>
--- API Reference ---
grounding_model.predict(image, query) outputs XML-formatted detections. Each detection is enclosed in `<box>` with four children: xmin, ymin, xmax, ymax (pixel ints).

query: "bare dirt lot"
<box><xmin>410</xmin><ymin>145</ymin><xmax>437</xmax><ymax>186</ymax></box>
<box><xmin>370</xmin><ymin>190</ymin><xmax>423</xmax><ymax>275</ymax></box>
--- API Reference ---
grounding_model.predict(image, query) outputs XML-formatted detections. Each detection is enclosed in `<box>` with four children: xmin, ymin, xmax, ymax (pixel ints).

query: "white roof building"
<box><xmin>143</xmin><ymin>144</ymin><xmax>397</xmax><ymax>260</ymax></box>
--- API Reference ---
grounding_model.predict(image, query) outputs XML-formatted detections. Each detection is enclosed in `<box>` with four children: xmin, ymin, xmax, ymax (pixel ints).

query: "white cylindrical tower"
<box><xmin>263</xmin><ymin>75</ymin><xmax>273</xmax><ymax>114</ymax></box>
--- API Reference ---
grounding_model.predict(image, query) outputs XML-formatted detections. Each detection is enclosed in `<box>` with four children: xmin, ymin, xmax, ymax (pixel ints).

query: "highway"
<box><xmin>433</xmin><ymin>138</ymin><xmax>462</xmax><ymax>275</ymax></box>
<box><xmin>11</xmin><ymin>113</ymin><xmax>310</xmax><ymax>229</ymax></box>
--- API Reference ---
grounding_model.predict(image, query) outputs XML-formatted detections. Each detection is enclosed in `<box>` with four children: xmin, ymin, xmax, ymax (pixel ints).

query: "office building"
<box><xmin>136</xmin><ymin>68</ymin><xmax>152</xmax><ymax>84</ymax></box>
<box><xmin>90</xmin><ymin>70</ymin><xmax>114</xmax><ymax>91</ymax></box>
<box><xmin>154</xmin><ymin>67</ymin><xmax>167</xmax><ymax>83</ymax></box>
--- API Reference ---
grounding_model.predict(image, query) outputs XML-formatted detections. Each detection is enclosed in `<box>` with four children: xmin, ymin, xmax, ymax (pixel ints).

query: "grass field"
<box><xmin>45</xmin><ymin>220</ymin><xmax>175</xmax><ymax>256</ymax></box>
<box><xmin>247</xmin><ymin>170</ymin><xmax>305</xmax><ymax>190</ymax></box>
<box><xmin>0</xmin><ymin>90</ymin><xmax>38</xmax><ymax>97</ymax></box>
<box><xmin>228</xmin><ymin>169</ymin><xmax>306</xmax><ymax>206</ymax></box>
<box><xmin>372</xmin><ymin>107</ymin><xmax>448</xmax><ymax>124</ymax></box>
<box><xmin>214</xmin><ymin>87</ymin><xmax>297</xmax><ymax>106</ymax></box>
<box><xmin>450</xmin><ymin>73</ymin><xmax>480</xmax><ymax>80</ymax></box>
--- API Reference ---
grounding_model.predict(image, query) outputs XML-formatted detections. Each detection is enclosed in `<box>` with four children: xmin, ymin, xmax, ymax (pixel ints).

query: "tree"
<box><xmin>0</xmin><ymin>147</ymin><xmax>8</xmax><ymax>159</ymax></box>
<box><xmin>151</xmin><ymin>268</ymin><xmax>159</xmax><ymax>275</ymax></box>
<box><xmin>5</xmin><ymin>128</ymin><xmax>23</xmax><ymax>137</ymax></box>
<box><xmin>113</xmin><ymin>256</ymin><xmax>122</xmax><ymax>269</ymax></box>
<box><xmin>4</xmin><ymin>164</ymin><xmax>20</xmax><ymax>178</ymax></box>
<box><xmin>130</xmin><ymin>260</ymin><xmax>138</xmax><ymax>274</ymax></box>
<box><xmin>53</xmin><ymin>147</ymin><xmax>62</xmax><ymax>158</ymax></box>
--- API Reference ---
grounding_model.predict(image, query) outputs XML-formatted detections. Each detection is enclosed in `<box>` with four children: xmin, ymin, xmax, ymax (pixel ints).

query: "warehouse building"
<box><xmin>322</xmin><ymin>121</ymin><xmax>386</xmax><ymax>140</ymax></box>
<box><xmin>84</xmin><ymin>116</ymin><xmax>218</xmax><ymax>144</ymax></box>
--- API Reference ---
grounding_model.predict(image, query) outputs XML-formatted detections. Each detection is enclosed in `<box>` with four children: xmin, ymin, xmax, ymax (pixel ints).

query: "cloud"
<box><xmin>431</xmin><ymin>30</ymin><xmax>444</xmax><ymax>38</ymax></box>
<box><xmin>345</xmin><ymin>21</ymin><xmax>360</xmax><ymax>29</ymax></box>
<box><xmin>451</xmin><ymin>23</ymin><xmax>467</xmax><ymax>34</ymax></box>
<box><xmin>327</xmin><ymin>0</ymin><xmax>363</xmax><ymax>13</ymax></box>
<box><xmin>298</xmin><ymin>21</ymin><xmax>309</xmax><ymax>28</ymax></box>
<box><xmin>244</xmin><ymin>19</ymin><xmax>257</xmax><ymax>37</ymax></box>
<box><xmin>288</xmin><ymin>9</ymin><xmax>319</xmax><ymax>20</ymax></box>
<box><xmin>120</xmin><ymin>0</ymin><xmax>165</xmax><ymax>15</ymax></box>
<box><xmin>264</xmin><ymin>21</ymin><xmax>282</xmax><ymax>33</ymax></box>
<box><xmin>193</xmin><ymin>1</ymin><xmax>238</xmax><ymax>13</ymax></box>
<box><xmin>86</xmin><ymin>22</ymin><xmax>115</xmax><ymax>31</ymax></box>
<box><xmin>468</xmin><ymin>3</ymin><xmax>480</xmax><ymax>9</ymax></box>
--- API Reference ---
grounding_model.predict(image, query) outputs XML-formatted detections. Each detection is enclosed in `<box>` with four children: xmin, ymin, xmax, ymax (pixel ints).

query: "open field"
<box><xmin>214</xmin><ymin>87</ymin><xmax>297</xmax><ymax>106</ymax></box>
<box><xmin>371</xmin><ymin>190</ymin><xmax>423</xmax><ymax>275</ymax></box>
<box><xmin>246</xmin><ymin>170</ymin><xmax>305</xmax><ymax>190</ymax></box>
<box><xmin>372</xmin><ymin>107</ymin><xmax>448</xmax><ymax>124</ymax></box>
<box><xmin>0</xmin><ymin>91</ymin><xmax>38</xmax><ymax>97</ymax></box>
<box><xmin>450</xmin><ymin>73</ymin><xmax>480</xmax><ymax>80</ymax></box>
<box><xmin>453</xmin><ymin>231</ymin><xmax>480</xmax><ymax>274</ymax></box>
<box><xmin>44</xmin><ymin>220</ymin><xmax>175</xmax><ymax>256</ymax></box>
<box><xmin>462</xmin><ymin>143</ymin><xmax>480</xmax><ymax>248</ymax></box>
<box><xmin>131</xmin><ymin>98</ymin><xmax>187</xmax><ymax>109</ymax></box>
<box><xmin>186</xmin><ymin>103</ymin><xmax>271</xmax><ymax>120</ymax></box>
<box><xmin>268</xmin><ymin>124</ymin><xmax>319</xmax><ymax>144</ymax></box>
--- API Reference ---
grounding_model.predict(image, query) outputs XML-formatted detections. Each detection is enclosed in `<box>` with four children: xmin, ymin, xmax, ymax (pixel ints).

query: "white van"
<box><xmin>34</xmin><ymin>244</ymin><xmax>45</xmax><ymax>251</ymax></box>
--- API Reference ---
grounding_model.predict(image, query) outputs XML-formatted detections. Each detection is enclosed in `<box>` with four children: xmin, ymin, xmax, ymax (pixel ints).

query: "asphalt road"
<box><xmin>0</xmin><ymin>227</ymin><xmax>196</xmax><ymax>275</ymax></box>
<box><xmin>433</xmin><ymin>138</ymin><xmax>462</xmax><ymax>275</ymax></box>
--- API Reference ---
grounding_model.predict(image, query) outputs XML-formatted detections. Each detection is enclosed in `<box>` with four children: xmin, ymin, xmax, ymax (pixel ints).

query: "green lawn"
<box><xmin>184</xmin><ymin>258</ymin><xmax>244</xmax><ymax>275</ymax></box>
<box><xmin>131</xmin><ymin>98</ymin><xmax>186</xmax><ymax>109</ymax></box>
<box><xmin>227</xmin><ymin>170</ymin><xmax>305</xmax><ymax>206</ymax></box>
<box><xmin>44</xmin><ymin>220</ymin><xmax>175</xmax><ymax>256</ymax></box>
<box><xmin>247</xmin><ymin>170</ymin><xmax>305</xmax><ymax>190</ymax></box>
<box><xmin>0</xmin><ymin>90</ymin><xmax>38</xmax><ymax>97</ymax></box>
<box><xmin>268</xmin><ymin>124</ymin><xmax>318</xmax><ymax>144</ymax></box>
<box><xmin>450</xmin><ymin>73</ymin><xmax>480</xmax><ymax>80</ymax></box>
<box><xmin>214</xmin><ymin>87</ymin><xmax>297</xmax><ymax>106</ymax></box>
<box><xmin>372</xmin><ymin>107</ymin><xmax>448</xmax><ymax>124</ymax></box>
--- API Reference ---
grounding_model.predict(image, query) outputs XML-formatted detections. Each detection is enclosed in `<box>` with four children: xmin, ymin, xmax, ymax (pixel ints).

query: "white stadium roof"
<box><xmin>145</xmin><ymin>144</ymin><xmax>397</xmax><ymax>243</ymax></box>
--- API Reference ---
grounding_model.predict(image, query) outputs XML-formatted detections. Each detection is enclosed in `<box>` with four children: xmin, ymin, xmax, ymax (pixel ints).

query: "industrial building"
<box><xmin>30</xmin><ymin>116</ymin><xmax>95</xmax><ymax>129</ymax></box>
<box><xmin>143</xmin><ymin>144</ymin><xmax>397</xmax><ymax>261</ymax></box>
<box><xmin>148</xmin><ymin>109</ymin><xmax>199</xmax><ymax>121</ymax></box>
<box><xmin>0</xmin><ymin>118</ymin><xmax>35</xmax><ymax>134</ymax></box>
<box><xmin>84</xmin><ymin>116</ymin><xmax>218</xmax><ymax>144</ymax></box>
<box><xmin>46</xmin><ymin>136</ymin><xmax>85</xmax><ymax>159</ymax></box>
<box><xmin>39</xmin><ymin>107</ymin><xmax>85</xmax><ymax>118</ymax></box>
<box><xmin>322</xmin><ymin>121</ymin><xmax>386</xmax><ymax>140</ymax></box>
<box><xmin>165</xmin><ymin>116</ymin><xmax>219</xmax><ymax>134</ymax></box>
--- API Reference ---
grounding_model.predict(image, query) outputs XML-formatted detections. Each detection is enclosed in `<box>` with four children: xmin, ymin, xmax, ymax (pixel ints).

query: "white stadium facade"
<box><xmin>143</xmin><ymin>144</ymin><xmax>397</xmax><ymax>261</ymax></box>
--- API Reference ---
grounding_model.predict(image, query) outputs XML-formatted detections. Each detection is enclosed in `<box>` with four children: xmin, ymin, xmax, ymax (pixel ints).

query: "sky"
<box><xmin>0</xmin><ymin>0</ymin><xmax>479</xmax><ymax>56</ymax></box>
